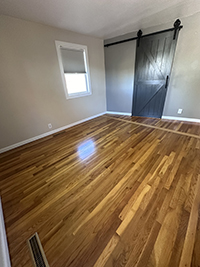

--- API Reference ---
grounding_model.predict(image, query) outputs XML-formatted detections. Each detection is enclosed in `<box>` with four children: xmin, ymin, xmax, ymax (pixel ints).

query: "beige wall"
<box><xmin>162</xmin><ymin>14</ymin><xmax>200</xmax><ymax>119</ymax></box>
<box><xmin>105</xmin><ymin>13</ymin><xmax>200</xmax><ymax>120</ymax></box>
<box><xmin>0</xmin><ymin>15</ymin><xmax>106</xmax><ymax>150</ymax></box>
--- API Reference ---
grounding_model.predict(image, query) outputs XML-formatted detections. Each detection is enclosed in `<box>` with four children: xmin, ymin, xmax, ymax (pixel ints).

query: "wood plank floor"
<box><xmin>0</xmin><ymin>114</ymin><xmax>200</xmax><ymax>267</ymax></box>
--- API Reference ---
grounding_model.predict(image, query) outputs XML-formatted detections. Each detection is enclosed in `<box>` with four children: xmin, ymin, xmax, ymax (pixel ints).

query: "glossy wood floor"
<box><xmin>0</xmin><ymin>114</ymin><xmax>200</xmax><ymax>267</ymax></box>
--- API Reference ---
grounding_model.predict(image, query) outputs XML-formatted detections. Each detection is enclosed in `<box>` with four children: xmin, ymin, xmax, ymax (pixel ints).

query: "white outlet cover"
<box><xmin>177</xmin><ymin>109</ymin><xmax>183</xmax><ymax>114</ymax></box>
<box><xmin>48</xmin><ymin>123</ymin><xmax>52</xmax><ymax>129</ymax></box>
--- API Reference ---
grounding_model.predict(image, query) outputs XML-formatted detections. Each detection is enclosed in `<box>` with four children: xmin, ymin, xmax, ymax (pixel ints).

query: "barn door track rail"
<box><xmin>104</xmin><ymin>19</ymin><xmax>183</xmax><ymax>48</ymax></box>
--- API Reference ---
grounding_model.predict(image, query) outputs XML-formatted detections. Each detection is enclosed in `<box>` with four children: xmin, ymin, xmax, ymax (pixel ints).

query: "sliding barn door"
<box><xmin>132</xmin><ymin>30</ymin><xmax>179</xmax><ymax>118</ymax></box>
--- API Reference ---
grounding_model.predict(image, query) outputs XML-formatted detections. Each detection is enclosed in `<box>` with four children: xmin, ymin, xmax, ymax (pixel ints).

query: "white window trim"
<box><xmin>55</xmin><ymin>40</ymin><xmax>92</xmax><ymax>99</ymax></box>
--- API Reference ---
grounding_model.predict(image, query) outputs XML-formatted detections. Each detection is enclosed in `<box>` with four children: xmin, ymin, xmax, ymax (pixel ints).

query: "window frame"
<box><xmin>55</xmin><ymin>40</ymin><xmax>92</xmax><ymax>99</ymax></box>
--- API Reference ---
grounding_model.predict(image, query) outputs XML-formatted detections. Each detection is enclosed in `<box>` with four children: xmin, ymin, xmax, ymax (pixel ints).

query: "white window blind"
<box><xmin>60</xmin><ymin>48</ymin><xmax>86</xmax><ymax>73</ymax></box>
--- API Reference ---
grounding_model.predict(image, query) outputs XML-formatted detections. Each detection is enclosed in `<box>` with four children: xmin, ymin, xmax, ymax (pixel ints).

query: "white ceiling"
<box><xmin>0</xmin><ymin>0</ymin><xmax>200</xmax><ymax>39</ymax></box>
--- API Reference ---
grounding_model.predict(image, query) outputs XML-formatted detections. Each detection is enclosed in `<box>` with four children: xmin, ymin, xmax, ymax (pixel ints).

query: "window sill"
<box><xmin>66</xmin><ymin>91</ymin><xmax>92</xmax><ymax>99</ymax></box>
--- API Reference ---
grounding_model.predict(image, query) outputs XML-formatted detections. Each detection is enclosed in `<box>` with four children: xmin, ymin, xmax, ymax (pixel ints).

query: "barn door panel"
<box><xmin>132</xmin><ymin>30</ymin><xmax>179</xmax><ymax>118</ymax></box>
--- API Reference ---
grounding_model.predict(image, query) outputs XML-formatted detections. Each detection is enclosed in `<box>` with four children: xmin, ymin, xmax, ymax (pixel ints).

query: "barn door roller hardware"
<box><xmin>173</xmin><ymin>19</ymin><xmax>181</xmax><ymax>39</ymax></box>
<box><xmin>104</xmin><ymin>19</ymin><xmax>183</xmax><ymax>48</ymax></box>
<box><xmin>137</xmin><ymin>30</ymin><xmax>143</xmax><ymax>47</ymax></box>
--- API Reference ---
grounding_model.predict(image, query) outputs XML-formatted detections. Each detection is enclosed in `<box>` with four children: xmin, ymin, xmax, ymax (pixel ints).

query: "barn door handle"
<box><xmin>165</xmin><ymin>75</ymin><xmax>169</xmax><ymax>88</ymax></box>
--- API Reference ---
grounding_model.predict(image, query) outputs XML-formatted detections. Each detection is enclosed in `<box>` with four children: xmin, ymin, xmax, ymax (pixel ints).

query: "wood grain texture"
<box><xmin>0</xmin><ymin>114</ymin><xmax>200</xmax><ymax>267</ymax></box>
<box><xmin>179</xmin><ymin>176</ymin><xmax>200</xmax><ymax>267</ymax></box>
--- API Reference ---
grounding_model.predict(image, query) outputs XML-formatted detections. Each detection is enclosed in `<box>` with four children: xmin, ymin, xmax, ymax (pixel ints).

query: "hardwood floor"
<box><xmin>0</xmin><ymin>114</ymin><xmax>200</xmax><ymax>267</ymax></box>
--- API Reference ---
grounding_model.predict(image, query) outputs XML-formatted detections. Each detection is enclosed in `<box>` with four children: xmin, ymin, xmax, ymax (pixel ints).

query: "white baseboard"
<box><xmin>162</xmin><ymin>116</ymin><xmax>200</xmax><ymax>123</ymax></box>
<box><xmin>106</xmin><ymin>111</ymin><xmax>132</xmax><ymax>116</ymax></box>
<box><xmin>0</xmin><ymin>198</ymin><xmax>11</xmax><ymax>267</ymax></box>
<box><xmin>0</xmin><ymin>112</ymin><xmax>106</xmax><ymax>154</ymax></box>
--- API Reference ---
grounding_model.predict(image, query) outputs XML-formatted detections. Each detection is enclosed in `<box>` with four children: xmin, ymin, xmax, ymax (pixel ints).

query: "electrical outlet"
<box><xmin>48</xmin><ymin>123</ymin><xmax>52</xmax><ymax>129</ymax></box>
<box><xmin>177</xmin><ymin>109</ymin><xmax>183</xmax><ymax>114</ymax></box>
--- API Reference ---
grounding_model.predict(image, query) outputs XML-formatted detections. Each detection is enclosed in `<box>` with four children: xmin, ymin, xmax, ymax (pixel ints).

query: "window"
<box><xmin>55</xmin><ymin>41</ymin><xmax>91</xmax><ymax>99</ymax></box>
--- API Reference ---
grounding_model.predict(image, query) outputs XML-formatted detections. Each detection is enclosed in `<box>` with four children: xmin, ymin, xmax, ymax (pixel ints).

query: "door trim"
<box><xmin>0</xmin><ymin>198</ymin><xmax>11</xmax><ymax>267</ymax></box>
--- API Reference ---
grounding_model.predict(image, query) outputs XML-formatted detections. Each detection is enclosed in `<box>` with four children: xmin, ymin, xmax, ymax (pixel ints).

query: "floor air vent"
<box><xmin>28</xmin><ymin>233</ymin><xmax>49</xmax><ymax>267</ymax></box>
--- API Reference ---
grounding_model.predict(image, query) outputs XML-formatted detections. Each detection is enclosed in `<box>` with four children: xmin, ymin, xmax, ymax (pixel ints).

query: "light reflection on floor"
<box><xmin>77</xmin><ymin>140</ymin><xmax>96</xmax><ymax>160</ymax></box>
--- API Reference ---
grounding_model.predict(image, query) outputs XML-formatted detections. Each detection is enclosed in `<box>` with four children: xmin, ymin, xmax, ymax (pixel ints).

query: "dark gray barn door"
<box><xmin>132</xmin><ymin>30</ymin><xmax>179</xmax><ymax>118</ymax></box>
